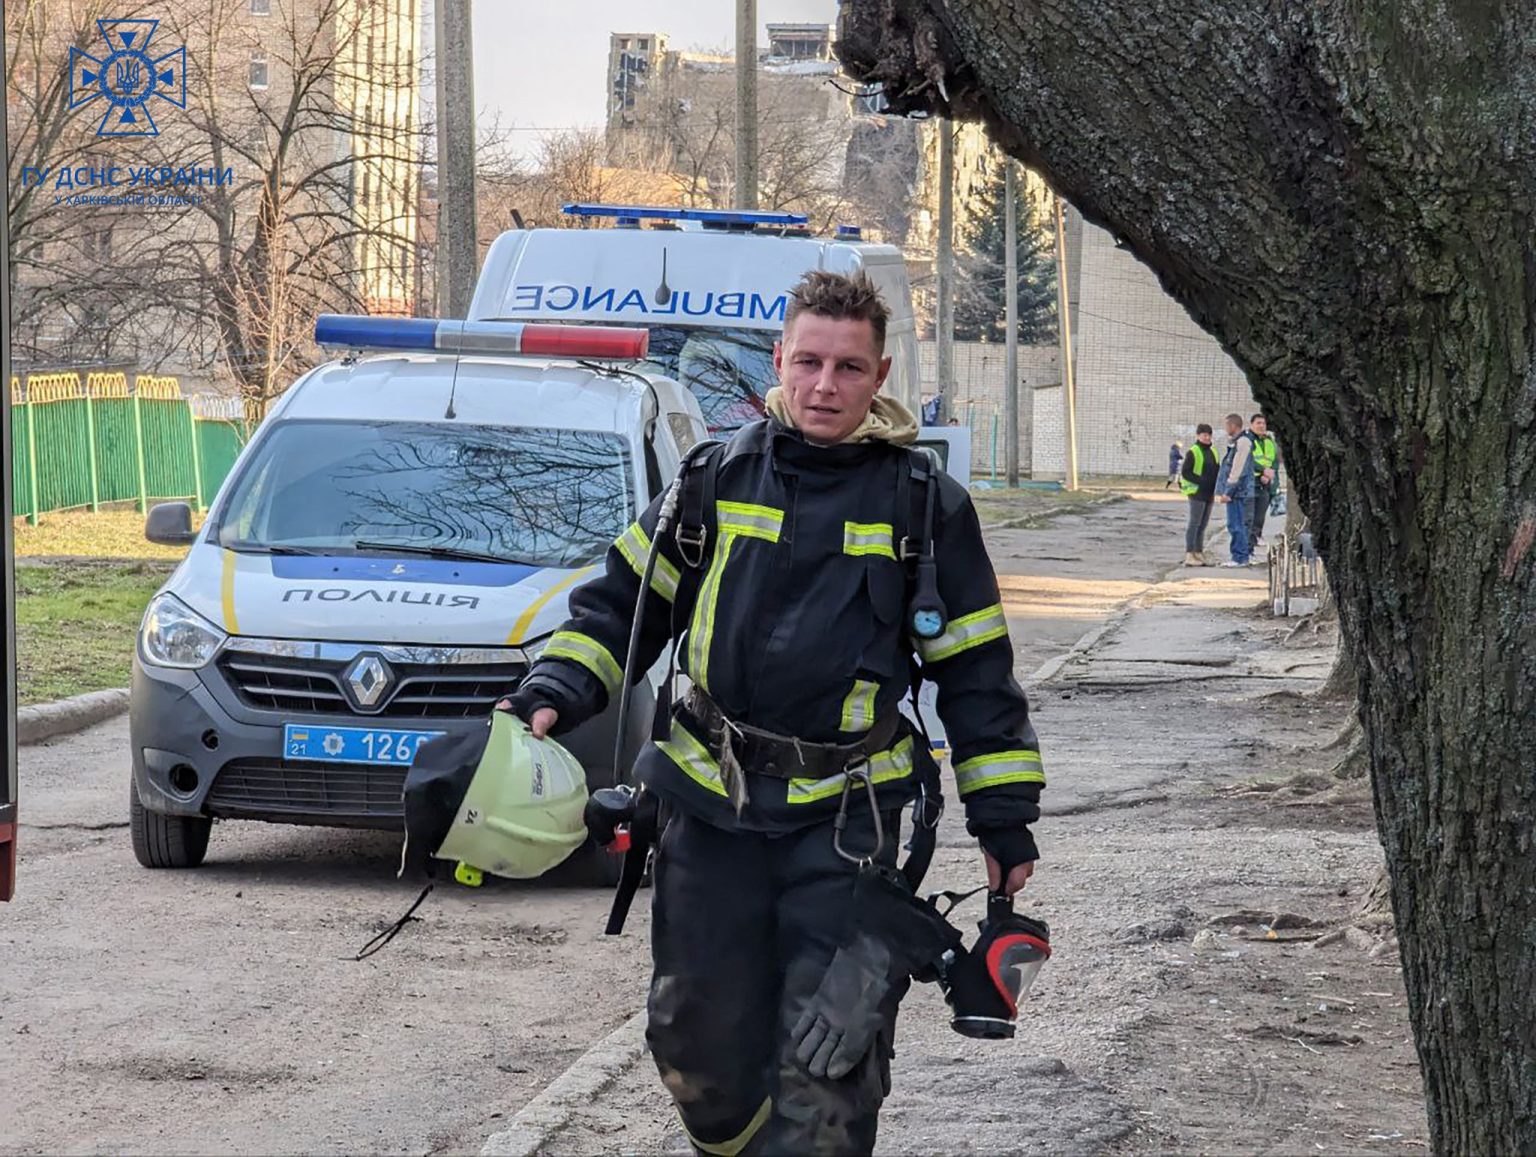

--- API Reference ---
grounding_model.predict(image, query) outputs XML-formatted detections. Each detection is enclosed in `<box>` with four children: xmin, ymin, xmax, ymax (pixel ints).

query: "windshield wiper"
<box><xmin>222</xmin><ymin>542</ymin><xmax>329</xmax><ymax>556</ymax></box>
<box><xmin>351</xmin><ymin>540</ymin><xmax>523</xmax><ymax>565</ymax></box>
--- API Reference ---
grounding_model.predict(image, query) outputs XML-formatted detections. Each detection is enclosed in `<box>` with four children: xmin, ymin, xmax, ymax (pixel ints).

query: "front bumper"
<box><xmin>130</xmin><ymin>653</ymin><xmax>653</xmax><ymax>829</ymax></box>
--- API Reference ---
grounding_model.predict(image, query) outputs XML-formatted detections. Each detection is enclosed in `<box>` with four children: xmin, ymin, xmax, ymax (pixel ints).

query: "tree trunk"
<box><xmin>838</xmin><ymin>3</ymin><xmax>1536</xmax><ymax>1149</ymax></box>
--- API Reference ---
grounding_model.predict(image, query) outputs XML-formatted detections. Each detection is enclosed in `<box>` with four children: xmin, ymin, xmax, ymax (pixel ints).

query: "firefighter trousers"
<box><xmin>646</xmin><ymin>801</ymin><xmax>906</xmax><ymax>1156</ymax></box>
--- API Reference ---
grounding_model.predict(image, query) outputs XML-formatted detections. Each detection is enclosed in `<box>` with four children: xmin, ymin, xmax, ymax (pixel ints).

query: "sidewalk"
<box><xmin>490</xmin><ymin>542</ymin><xmax>1427</xmax><ymax>1155</ymax></box>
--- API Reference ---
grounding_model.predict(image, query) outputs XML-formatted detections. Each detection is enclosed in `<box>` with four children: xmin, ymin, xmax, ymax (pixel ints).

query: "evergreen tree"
<box><xmin>953</xmin><ymin>165</ymin><xmax>1057</xmax><ymax>344</ymax></box>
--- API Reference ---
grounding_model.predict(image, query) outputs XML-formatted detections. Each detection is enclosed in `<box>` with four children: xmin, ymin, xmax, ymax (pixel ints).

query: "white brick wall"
<box><xmin>1063</xmin><ymin>220</ymin><xmax>1256</xmax><ymax>476</ymax></box>
<box><xmin>917</xmin><ymin>340</ymin><xmax>1059</xmax><ymax>474</ymax></box>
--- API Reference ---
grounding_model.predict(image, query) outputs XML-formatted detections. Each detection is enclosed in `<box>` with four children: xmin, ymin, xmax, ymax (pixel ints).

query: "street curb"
<box><xmin>482</xmin><ymin>1011</ymin><xmax>650</xmax><ymax>1157</ymax></box>
<box><xmin>1024</xmin><ymin>549</ymin><xmax>1194</xmax><ymax>688</ymax></box>
<box><xmin>17</xmin><ymin>688</ymin><xmax>130</xmax><ymax>746</ymax></box>
<box><xmin>990</xmin><ymin>492</ymin><xmax>1123</xmax><ymax>532</ymax></box>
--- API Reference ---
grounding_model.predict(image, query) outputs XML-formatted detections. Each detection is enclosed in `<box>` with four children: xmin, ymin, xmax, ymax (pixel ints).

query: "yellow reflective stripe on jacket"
<box><xmin>842</xmin><ymin>521</ymin><xmax>895</xmax><ymax>559</ymax></box>
<box><xmin>954</xmin><ymin>749</ymin><xmax>1045</xmax><ymax>795</ymax></box>
<box><xmin>544</xmin><ymin>630</ymin><xmax>623</xmax><ymax>694</ymax></box>
<box><xmin>657</xmin><ymin>722</ymin><xmax>728</xmax><ymax>797</ymax></box>
<box><xmin>786</xmin><ymin>737</ymin><xmax>915</xmax><ymax>804</ymax></box>
<box><xmin>614</xmin><ymin>521</ymin><xmax>681</xmax><ymax>602</ymax></box>
<box><xmin>717</xmin><ymin>501</ymin><xmax>784</xmax><ymax>542</ymax></box>
<box><xmin>683</xmin><ymin>1097</ymin><xmax>772</xmax><ymax>1157</ymax></box>
<box><xmin>686</xmin><ymin>502</ymin><xmax>785</xmax><ymax>690</ymax></box>
<box><xmin>839</xmin><ymin>679</ymin><xmax>879</xmax><ymax>732</ymax></box>
<box><xmin>916</xmin><ymin>603</ymin><xmax>1009</xmax><ymax>664</ymax></box>
<box><xmin>685</xmin><ymin>533</ymin><xmax>737</xmax><ymax>692</ymax></box>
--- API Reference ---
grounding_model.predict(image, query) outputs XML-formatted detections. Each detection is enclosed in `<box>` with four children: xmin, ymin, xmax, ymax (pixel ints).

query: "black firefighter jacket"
<box><xmin>519</xmin><ymin>418</ymin><xmax>1044</xmax><ymax>841</ymax></box>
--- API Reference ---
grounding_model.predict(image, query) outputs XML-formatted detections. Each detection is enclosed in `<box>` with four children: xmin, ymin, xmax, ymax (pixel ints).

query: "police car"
<box><xmin>129</xmin><ymin>316</ymin><xmax>706</xmax><ymax>880</ymax></box>
<box><xmin>471</xmin><ymin>203</ymin><xmax>924</xmax><ymax>428</ymax></box>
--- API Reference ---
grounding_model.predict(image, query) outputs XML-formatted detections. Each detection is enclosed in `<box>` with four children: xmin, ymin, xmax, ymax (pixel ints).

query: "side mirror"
<box><xmin>145</xmin><ymin>501</ymin><xmax>197</xmax><ymax>546</ymax></box>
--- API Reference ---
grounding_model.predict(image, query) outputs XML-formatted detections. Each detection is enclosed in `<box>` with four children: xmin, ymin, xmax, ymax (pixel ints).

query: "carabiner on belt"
<box><xmin>833</xmin><ymin>762</ymin><xmax>885</xmax><ymax>867</ymax></box>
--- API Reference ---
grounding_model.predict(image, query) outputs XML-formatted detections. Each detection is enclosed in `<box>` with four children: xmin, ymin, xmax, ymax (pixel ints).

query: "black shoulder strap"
<box><xmin>897</xmin><ymin>445</ymin><xmax>934</xmax><ymax>564</ymax></box>
<box><xmin>671</xmin><ymin>438</ymin><xmax>725</xmax><ymax>615</ymax></box>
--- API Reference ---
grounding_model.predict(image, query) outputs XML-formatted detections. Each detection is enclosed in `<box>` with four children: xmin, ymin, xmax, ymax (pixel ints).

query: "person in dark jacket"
<box><xmin>1215</xmin><ymin>412</ymin><xmax>1256</xmax><ymax>566</ymax></box>
<box><xmin>1179</xmin><ymin>423</ymin><xmax>1218</xmax><ymax>565</ymax></box>
<box><xmin>500</xmin><ymin>271</ymin><xmax>1043</xmax><ymax>1155</ymax></box>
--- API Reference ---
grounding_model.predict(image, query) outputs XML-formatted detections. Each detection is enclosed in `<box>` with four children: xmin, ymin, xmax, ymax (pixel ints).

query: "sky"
<box><xmin>471</xmin><ymin>0</ymin><xmax>839</xmax><ymax>158</ymax></box>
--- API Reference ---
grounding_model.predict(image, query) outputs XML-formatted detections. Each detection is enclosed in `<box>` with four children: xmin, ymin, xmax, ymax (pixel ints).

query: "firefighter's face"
<box><xmin>774</xmin><ymin>314</ymin><xmax>892</xmax><ymax>445</ymax></box>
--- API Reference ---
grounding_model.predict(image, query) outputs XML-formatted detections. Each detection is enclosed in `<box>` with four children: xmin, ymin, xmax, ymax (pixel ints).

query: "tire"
<box><xmin>130</xmin><ymin>780</ymin><xmax>212</xmax><ymax>869</ymax></box>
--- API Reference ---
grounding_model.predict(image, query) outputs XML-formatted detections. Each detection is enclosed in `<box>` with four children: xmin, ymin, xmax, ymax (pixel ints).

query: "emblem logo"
<box><xmin>69</xmin><ymin>19</ymin><xmax>186</xmax><ymax>137</ymax></box>
<box><xmin>344</xmin><ymin>654</ymin><xmax>394</xmax><ymax>710</ymax></box>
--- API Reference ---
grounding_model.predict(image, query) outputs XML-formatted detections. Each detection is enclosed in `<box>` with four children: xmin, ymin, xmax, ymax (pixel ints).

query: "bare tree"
<box><xmin>6</xmin><ymin>0</ymin><xmax>428</xmax><ymax>412</ymax></box>
<box><xmin>840</xmin><ymin>1</ymin><xmax>1536</xmax><ymax>1148</ymax></box>
<box><xmin>3</xmin><ymin>0</ymin><xmax>189</xmax><ymax>369</ymax></box>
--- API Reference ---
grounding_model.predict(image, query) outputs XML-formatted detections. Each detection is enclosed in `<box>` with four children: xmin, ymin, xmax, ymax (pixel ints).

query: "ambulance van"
<box><xmin>469</xmin><ymin>204</ymin><xmax>923</xmax><ymax>429</ymax></box>
<box><xmin>129</xmin><ymin>318</ymin><xmax>706</xmax><ymax>881</ymax></box>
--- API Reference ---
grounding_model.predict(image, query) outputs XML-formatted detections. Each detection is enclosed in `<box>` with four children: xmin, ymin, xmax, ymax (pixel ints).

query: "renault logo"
<box><xmin>344</xmin><ymin>654</ymin><xmax>393</xmax><ymax>710</ymax></box>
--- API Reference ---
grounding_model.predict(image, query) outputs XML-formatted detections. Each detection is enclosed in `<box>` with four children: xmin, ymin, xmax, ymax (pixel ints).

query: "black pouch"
<box><xmin>790</xmin><ymin>863</ymin><xmax>963</xmax><ymax>1079</ymax></box>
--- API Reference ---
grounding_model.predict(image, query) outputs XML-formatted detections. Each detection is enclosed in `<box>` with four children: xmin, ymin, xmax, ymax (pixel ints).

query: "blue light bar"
<box><xmin>561</xmin><ymin>203</ymin><xmax>810</xmax><ymax>228</ymax></box>
<box><xmin>835</xmin><ymin>224</ymin><xmax>863</xmax><ymax>240</ymax></box>
<box><xmin>313</xmin><ymin>315</ymin><xmax>650</xmax><ymax>359</ymax></box>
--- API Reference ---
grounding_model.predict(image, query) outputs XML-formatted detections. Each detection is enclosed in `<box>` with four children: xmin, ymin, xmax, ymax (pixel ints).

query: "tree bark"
<box><xmin>838</xmin><ymin>3</ymin><xmax>1536</xmax><ymax>1150</ymax></box>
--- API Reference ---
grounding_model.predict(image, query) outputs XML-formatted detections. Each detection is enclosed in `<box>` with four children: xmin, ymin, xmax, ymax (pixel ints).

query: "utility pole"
<box><xmin>1004</xmin><ymin>158</ymin><xmax>1020</xmax><ymax>486</ymax></box>
<box><xmin>434</xmin><ymin>0</ymin><xmax>478</xmax><ymax>317</ymax></box>
<box><xmin>935</xmin><ymin>122</ymin><xmax>955</xmax><ymax>424</ymax></box>
<box><xmin>0</xmin><ymin>17</ymin><xmax>18</xmax><ymax>901</ymax></box>
<box><xmin>734</xmin><ymin>0</ymin><xmax>758</xmax><ymax>210</ymax></box>
<box><xmin>1053</xmin><ymin>193</ymin><xmax>1080</xmax><ymax>490</ymax></box>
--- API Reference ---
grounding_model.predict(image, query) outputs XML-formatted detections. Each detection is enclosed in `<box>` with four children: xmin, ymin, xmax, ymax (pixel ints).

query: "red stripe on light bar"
<box><xmin>519</xmin><ymin>324</ymin><xmax>649</xmax><ymax>360</ymax></box>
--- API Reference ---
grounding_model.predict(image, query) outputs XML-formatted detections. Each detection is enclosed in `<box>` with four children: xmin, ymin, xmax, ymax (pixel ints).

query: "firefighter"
<box><xmin>500</xmin><ymin>271</ymin><xmax>1043</xmax><ymax>1155</ymax></box>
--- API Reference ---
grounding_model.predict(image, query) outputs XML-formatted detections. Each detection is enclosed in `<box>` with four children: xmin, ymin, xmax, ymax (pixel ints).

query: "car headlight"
<box><xmin>140</xmin><ymin>593</ymin><xmax>227</xmax><ymax>669</ymax></box>
<box><xmin>520</xmin><ymin>635</ymin><xmax>551</xmax><ymax>664</ymax></box>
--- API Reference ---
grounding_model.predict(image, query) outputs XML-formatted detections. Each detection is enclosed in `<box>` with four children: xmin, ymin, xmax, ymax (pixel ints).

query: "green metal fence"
<box><xmin>8</xmin><ymin>373</ymin><xmax>249</xmax><ymax>525</ymax></box>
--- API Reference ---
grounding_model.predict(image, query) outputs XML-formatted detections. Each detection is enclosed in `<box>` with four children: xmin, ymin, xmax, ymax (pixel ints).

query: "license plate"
<box><xmin>283</xmin><ymin>724</ymin><xmax>445</xmax><ymax>766</ymax></box>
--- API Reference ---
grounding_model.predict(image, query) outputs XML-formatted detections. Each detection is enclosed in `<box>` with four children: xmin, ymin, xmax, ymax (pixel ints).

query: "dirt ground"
<box><xmin>1</xmin><ymin>494</ymin><xmax>1429</xmax><ymax>1155</ymax></box>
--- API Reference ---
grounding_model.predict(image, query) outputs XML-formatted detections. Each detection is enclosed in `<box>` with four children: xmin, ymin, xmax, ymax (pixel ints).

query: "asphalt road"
<box><xmin>0</xmin><ymin>492</ymin><xmax>1192</xmax><ymax>1155</ymax></box>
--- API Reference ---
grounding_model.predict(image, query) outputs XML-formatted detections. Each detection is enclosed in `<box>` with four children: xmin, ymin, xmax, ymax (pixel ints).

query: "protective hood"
<box><xmin>763</xmin><ymin>386</ymin><xmax>918</xmax><ymax>446</ymax></box>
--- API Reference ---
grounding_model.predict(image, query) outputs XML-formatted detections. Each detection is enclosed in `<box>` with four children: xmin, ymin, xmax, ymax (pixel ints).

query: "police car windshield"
<box><xmin>638</xmin><ymin>326</ymin><xmax>774</xmax><ymax>431</ymax></box>
<box><xmin>215</xmin><ymin>420</ymin><xmax>634</xmax><ymax>568</ymax></box>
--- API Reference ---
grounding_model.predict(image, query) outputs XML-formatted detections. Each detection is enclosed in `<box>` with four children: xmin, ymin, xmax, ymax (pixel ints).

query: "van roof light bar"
<box><xmin>560</xmin><ymin>203</ymin><xmax>809</xmax><ymax>229</ymax></box>
<box><xmin>314</xmin><ymin>316</ymin><xmax>649</xmax><ymax>360</ymax></box>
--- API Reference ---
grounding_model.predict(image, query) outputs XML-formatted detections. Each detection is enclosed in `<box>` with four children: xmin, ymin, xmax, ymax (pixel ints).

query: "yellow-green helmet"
<box><xmin>403</xmin><ymin>712</ymin><xmax>588</xmax><ymax>882</ymax></box>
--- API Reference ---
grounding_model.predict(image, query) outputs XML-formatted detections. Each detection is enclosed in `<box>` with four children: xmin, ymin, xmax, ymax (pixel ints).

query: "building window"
<box><xmin>616</xmin><ymin>37</ymin><xmax>628</xmax><ymax>49</ymax></box>
<box><xmin>249</xmin><ymin>55</ymin><xmax>269</xmax><ymax>89</ymax></box>
<box><xmin>637</xmin><ymin>38</ymin><xmax>648</xmax><ymax>50</ymax></box>
<box><xmin>250</xmin><ymin>0</ymin><xmax>270</xmax><ymax>14</ymax></box>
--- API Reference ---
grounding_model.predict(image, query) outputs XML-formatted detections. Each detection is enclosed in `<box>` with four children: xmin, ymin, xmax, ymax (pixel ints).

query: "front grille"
<box><xmin>217</xmin><ymin>652</ymin><xmax>523</xmax><ymax>718</ymax></box>
<box><xmin>206</xmin><ymin>758</ymin><xmax>407</xmax><ymax>827</ymax></box>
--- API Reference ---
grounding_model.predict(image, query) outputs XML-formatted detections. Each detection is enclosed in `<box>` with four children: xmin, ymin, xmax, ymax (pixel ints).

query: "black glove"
<box><xmin>790</xmin><ymin>864</ymin><xmax>961</xmax><ymax>1079</ymax></box>
<box><xmin>969</xmin><ymin>824</ymin><xmax>1039</xmax><ymax>873</ymax></box>
<box><xmin>496</xmin><ymin>668</ymin><xmax>583</xmax><ymax>735</ymax></box>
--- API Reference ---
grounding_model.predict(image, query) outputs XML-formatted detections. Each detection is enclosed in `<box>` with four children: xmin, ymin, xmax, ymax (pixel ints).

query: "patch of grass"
<box><xmin>14</xmin><ymin>560</ymin><xmax>174</xmax><ymax>705</ymax></box>
<box><xmin>13</xmin><ymin>508</ymin><xmax>201</xmax><ymax>561</ymax></box>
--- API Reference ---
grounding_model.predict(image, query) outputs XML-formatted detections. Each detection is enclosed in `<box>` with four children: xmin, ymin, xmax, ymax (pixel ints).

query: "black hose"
<box><xmin>611</xmin><ymin>478</ymin><xmax>683</xmax><ymax>786</ymax></box>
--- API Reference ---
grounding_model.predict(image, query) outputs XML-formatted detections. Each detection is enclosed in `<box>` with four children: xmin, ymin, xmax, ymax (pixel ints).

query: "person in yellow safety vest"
<box><xmin>1247</xmin><ymin>413</ymin><xmax>1281</xmax><ymax>550</ymax></box>
<box><xmin>498</xmin><ymin>271</ymin><xmax>1043</xmax><ymax>1155</ymax></box>
<box><xmin>1180</xmin><ymin>423</ymin><xmax>1219</xmax><ymax>566</ymax></box>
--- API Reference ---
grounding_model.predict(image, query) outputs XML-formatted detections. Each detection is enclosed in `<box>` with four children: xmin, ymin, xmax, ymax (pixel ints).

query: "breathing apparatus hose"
<box><xmin>611</xmin><ymin>475</ymin><xmax>685</xmax><ymax>785</ymax></box>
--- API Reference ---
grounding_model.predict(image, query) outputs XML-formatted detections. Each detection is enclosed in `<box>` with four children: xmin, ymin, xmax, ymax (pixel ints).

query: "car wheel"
<box><xmin>130</xmin><ymin>781</ymin><xmax>212</xmax><ymax>868</ymax></box>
